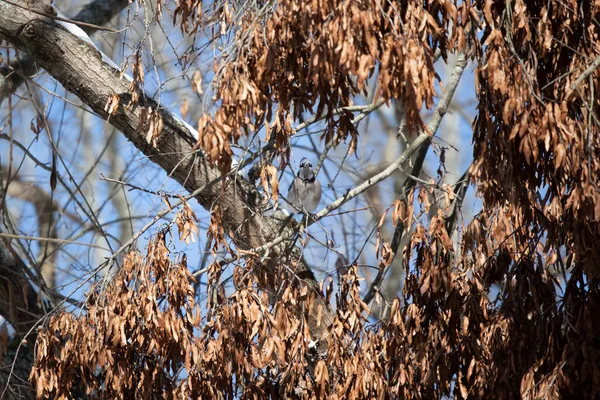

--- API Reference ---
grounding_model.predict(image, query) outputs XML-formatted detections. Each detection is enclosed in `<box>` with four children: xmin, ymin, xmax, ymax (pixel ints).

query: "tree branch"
<box><xmin>566</xmin><ymin>54</ymin><xmax>600</xmax><ymax>100</ymax></box>
<box><xmin>0</xmin><ymin>0</ymin><xmax>129</xmax><ymax>104</ymax></box>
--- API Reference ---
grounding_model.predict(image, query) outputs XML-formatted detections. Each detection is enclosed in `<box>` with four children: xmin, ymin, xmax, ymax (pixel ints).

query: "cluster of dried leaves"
<box><xmin>175</xmin><ymin>0</ymin><xmax>476</xmax><ymax>171</ymax></box>
<box><xmin>468</xmin><ymin>0</ymin><xmax>600</xmax><ymax>397</ymax></box>
<box><xmin>28</xmin><ymin>0</ymin><xmax>600</xmax><ymax>398</ymax></box>
<box><xmin>28</xmin><ymin>233</ymin><xmax>376</xmax><ymax>398</ymax></box>
<box><xmin>30</xmin><ymin>233</ymin><xmax>200</xmax><ymax>399</ymax></box>
<box><xmin>29</xmin><ymin>204</ymin><xmax>598</xmax><ymax>398</ymax></box>
<box><xmin>472</xmin><ymin>0</ymin><xmax>600</xmax><ymax>275</ymax></box>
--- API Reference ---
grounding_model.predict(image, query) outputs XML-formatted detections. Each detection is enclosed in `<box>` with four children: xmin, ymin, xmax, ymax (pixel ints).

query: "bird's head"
<box><xmin>297</xmin><ymin>158</ymin><xmax>315</xmax><ymax>181</ymax></box>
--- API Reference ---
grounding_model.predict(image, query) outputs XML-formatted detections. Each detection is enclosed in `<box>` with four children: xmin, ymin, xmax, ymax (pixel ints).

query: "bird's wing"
<box><xmin>309</xmin><ymin>179</ymin><xmax>322</xmax><ymax>212</ymax></box>
<box><xmin>285</xmin><ymin>178</ymin><xmax>301</xmax><ymax>212</ymax></box>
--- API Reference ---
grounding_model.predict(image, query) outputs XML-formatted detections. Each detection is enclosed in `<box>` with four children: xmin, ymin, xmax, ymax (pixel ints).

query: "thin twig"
<box><xmin>100</xmin><ymin>174</ymin><xmax>182</xmax><ymax>198</ymax></box>
<box><xmin>446</xmin><ymin>165</ymin><xmax>472</xmax><ymax>237</ymax></box>
<box><xmin>314</xmin><ymin>99</ymin><xmax>387</xmax><ymax>176</ymax></box>
<box><xmin>566</xmin><ymin>54</ymin><xmax>600</xmax><ymax>99</ymax></box>
<box><xmin>0</xmin><ymin>232</ymin><xmax>110</xmax><ymax>251</ymax></box>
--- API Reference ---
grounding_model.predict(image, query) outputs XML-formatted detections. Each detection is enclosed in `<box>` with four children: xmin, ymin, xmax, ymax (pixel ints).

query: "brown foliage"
<box><xmin>31</xmin><ymin>234</ymin><xmax>200</xmax><ymax>399</ymax></box>
<box><xmin>177</xmin><ymin>0</ymin><xmax>476</xmax><ymax>171</ymax></box>
<box><xmin>31</xmin><ymin>220</ymin><xmax>599</xmax><ymax>398</ymax></box>
<box><xmin>466</xmin><ymin>2</ymin><xmax>600</xmax><ymax>394</ymax></box>
<box><xmin>29</xmin><ymin>236</ymin><xmax>370</xmax><ymax>398</ymax></box>
<box><xmin>24</xmin><ymin>0</ymin><xmax>600</xmax><ymax>399</ymax></box>
<box><xmin>472</xmin><ymin>0</ymin><xmax>600</xmax><ymax>276</ymax></box>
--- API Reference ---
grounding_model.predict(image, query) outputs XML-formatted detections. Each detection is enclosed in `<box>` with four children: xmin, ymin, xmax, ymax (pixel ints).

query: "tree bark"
<box><xmin>0</xmin><ymin>0</ymin><xmax>130</xmax><ymax>104</ymax></box>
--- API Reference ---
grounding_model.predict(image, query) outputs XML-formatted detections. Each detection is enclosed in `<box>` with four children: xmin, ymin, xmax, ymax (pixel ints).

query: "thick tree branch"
<box><xmin>0</xmin><ymin>0</ymin><xmax>129</xmax><ymax>104</ymax></box>
<box><xmin>566</xmin><ymin>54</ymin><xmax>600</xmax><ymax>99</ymax></box>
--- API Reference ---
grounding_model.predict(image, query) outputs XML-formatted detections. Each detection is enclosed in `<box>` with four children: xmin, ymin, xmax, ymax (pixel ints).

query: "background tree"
<box><xmin>0</xmin><ymin>0</ymin><xmax>598</xmax><ymax>398</ymax></box>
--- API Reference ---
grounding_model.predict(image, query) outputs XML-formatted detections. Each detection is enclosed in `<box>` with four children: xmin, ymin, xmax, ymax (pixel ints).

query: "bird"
<box><xmin>286</xmin><ymin>158</ymin><xmax>322</xmax><ymax>214</ymax></box>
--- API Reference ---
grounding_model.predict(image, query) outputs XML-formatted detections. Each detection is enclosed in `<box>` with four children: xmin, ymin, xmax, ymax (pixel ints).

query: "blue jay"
<box><xmin>286</xmin><ymin>158</ymin><xmax>322</xmax><ymax>214</ymax></box>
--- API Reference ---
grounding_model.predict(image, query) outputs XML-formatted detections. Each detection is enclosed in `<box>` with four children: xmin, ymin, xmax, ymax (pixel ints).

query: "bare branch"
<box><xmin>566</xmin><ymin>54</ymin><xmax>600</xmax><ymax>99</ymax></box>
